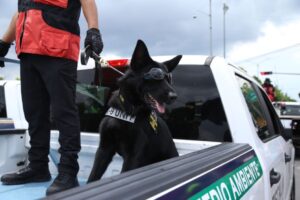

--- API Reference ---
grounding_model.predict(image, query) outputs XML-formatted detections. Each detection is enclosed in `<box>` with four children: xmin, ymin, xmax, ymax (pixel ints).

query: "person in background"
<box><xmin>262</xmin><ymin>78</ymin><xmax>276</xmax><ymax>102</ymax></box>
<box><xmin>0</xmin><ymin>0</ymin><xmax>103</xmax><ymax>195</ymax></box>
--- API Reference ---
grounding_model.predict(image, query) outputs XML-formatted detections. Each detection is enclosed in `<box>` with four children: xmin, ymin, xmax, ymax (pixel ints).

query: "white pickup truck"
<box><xmin>0</xmin><ymin>55</ymin><xmax>295</xmax><ymax>200</ymax></box>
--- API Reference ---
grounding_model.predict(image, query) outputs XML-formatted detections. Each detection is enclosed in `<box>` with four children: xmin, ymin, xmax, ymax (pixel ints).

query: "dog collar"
<box><xmin>106</xmin><ymin>107</ymin><xmax>136</xmax><ymax>123</ymax></box>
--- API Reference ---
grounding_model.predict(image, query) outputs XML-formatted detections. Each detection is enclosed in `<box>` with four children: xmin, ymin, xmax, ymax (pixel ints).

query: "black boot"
<box><xmin>0</xmin><ymin>165</ymin><xmax>51</xmax><ymax>185</ymax></box>
<box><xmin>46</xmin><ymin>173</ymin><xmax>79</xmax><ymax>196</ymax></box>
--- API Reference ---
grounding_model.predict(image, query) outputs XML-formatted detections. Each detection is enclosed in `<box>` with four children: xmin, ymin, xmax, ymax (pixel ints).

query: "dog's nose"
<box><xmin>168</xmin><ymin>91</ymin><xmax>177</xmax><ymax>103</ymax></box>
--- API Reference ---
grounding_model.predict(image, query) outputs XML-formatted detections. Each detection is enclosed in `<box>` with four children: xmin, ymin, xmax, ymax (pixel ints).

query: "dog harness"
<box><xmin>149</xmin><ymin>111</ymin><xmax>158</xmax><ymax>133</ymax></box>
<box><xmin>105</xmin><ymin>108</ymin><xmax>158</xmax><ymax>133</ymax></box>
<box><xmin>107</xmin><ymin>94</ymin><xmax>159</xmax><ymax>132</ymax></box>
<box><xmin>105</xmin><ymin>107</ymin><xmax>136</xmax><ymax>123</ymax></box>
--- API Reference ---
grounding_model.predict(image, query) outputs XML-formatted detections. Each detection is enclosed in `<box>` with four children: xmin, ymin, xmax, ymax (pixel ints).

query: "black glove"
<box><xmin>84</xmin><ymin>28</ymin><xmax>103</xmax><ymax>57</ymax></box>
<box><xmin>0</xmin><ymin>40</ymin><xmax>11</xmax><ymax>68</ymax></box>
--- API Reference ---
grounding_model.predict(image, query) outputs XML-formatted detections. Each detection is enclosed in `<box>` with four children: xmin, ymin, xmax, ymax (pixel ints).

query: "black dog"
<box><xmin>87</xmin><ymin>40</ymin><xmax>182</xmax><ymax>183</ymax></box>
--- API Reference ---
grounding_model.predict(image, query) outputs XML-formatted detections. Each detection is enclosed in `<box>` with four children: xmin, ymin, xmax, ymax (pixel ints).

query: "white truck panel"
<box><xmin>2</xmin><ymin>81</ymin><xmax>27</xmax><ymax>129</ymax></box>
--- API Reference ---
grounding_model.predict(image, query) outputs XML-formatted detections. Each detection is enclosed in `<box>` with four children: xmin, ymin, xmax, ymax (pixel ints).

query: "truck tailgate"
<box><xmin>46</xmin><ymin>143</ymin><xmax>261</xmax><ymax>200</ymax></box>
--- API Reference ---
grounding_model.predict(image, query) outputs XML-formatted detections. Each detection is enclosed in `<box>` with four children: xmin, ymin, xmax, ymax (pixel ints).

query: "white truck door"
<box><xmin>281</xmin><ymin>138</ymin><xmax>294</xmax><ymax>199</ymax></box>
<box><xmin>254</xmin><ymin>86</ymin><xmax>295</xmax><ymax>200</ymax></box>
<box><xmin>235</xmin><ymin>76</ymin><xmax>286</xmax><ymax>200</ymax></box>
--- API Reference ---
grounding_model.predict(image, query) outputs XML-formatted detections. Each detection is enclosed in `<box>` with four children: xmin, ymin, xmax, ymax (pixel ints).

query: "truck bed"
<box><xmin>0</xmin><ymin>132</ymin><xmax>221</xmax><ymax>200</ymax></box>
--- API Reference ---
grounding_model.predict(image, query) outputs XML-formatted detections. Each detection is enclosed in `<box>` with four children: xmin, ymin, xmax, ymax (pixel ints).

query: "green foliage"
<box><xmin>0</xmin><ymin>77</ymin><xmax>3</xmax><ymax>80</ymax></box>
<box><xmin>274</xmin><ymin>86</ymin><xmax>296</xmax><ymax>102</ymax></box>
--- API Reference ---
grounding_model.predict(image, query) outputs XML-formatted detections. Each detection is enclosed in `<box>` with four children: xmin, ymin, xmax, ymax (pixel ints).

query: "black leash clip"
<box><xmin>80</xmin><ymin>46</ymin><xmax>102</xmax><ymax>86</ymax></box>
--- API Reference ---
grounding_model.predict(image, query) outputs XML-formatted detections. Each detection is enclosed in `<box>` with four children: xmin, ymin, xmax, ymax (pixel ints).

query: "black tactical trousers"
<box><xmin>20</xmin><ymin>53</ymin><xmax>81</xmax><ymax>176</ymax></box>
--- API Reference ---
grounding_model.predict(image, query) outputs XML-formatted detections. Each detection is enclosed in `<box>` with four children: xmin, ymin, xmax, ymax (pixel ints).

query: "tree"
<box><xmin>274</xmin><ymin>86</ymin><xmax>295</xmax><ymax>102</ymax></box>
<box><xmin>0</xmin><ymin>77</ymin><xmax>4</xmax><ymax>80</ymax></box>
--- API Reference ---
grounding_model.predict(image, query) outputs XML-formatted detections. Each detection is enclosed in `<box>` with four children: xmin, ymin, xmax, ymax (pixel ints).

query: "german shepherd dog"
<box><xmin>87</xmin><ymin>40</ymin><xmax>182</xmax><ymax>183</ymax></box>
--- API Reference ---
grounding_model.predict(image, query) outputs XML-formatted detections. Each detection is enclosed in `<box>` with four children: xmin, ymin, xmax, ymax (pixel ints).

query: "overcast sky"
<box><xmin>1</xmin><ymin>0</ymin><xmax>300</xmax><ymax>100</ymax></box>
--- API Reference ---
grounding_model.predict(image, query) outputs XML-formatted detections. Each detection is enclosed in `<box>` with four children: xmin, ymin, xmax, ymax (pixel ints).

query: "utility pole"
<box><xmin>209</xmin><ymin>0</ymin><xmax>213</xmax><ymax>56</ymax></box>
<box><xmin>193</xmin><ymin>0</ymin><xmax>213</xmax><ymax>55</ymax></box>
<box><xmin>223</xmin><ymin>3</ymin><xmax>229</xmax><ymax>58</ymax></box>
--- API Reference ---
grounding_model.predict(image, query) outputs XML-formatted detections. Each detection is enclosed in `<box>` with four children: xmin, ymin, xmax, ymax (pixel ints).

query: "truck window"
<box><xmin>76</xmin><ymin>84</ymin><xmax>109</xmax><ymax>132</ymax></box>
<box><xmin>281</xmin><ymin>104</ymin><xmax>300</xmax><ymax>116</ymax></box>
<box><xmin>164</xmin><ymin>65</ymin><xmax>232</xmax><ymax>142</ymax></box>
<box><xmin>76</xmin><ymin>65</ymin><xmax>232</xmax><ymax>143</ymax></box>
<box><xmin>76</xmin><ymin>67</ymin><xmax>124</xmax><ymax>132</ymax></box>
<box><xmin>236</xmin><ymin>76</ymin><xmax>278</xmax><ymax>141</ymax></box>
<box><xmin>0</xmin><ymin>86</ymin><xmax>6</xmax><ymax>118</ymax></box>
<box><xmin>255</xmin><ymin>87</ymin><xmax>285</xmax><ymax>136</ymax></box>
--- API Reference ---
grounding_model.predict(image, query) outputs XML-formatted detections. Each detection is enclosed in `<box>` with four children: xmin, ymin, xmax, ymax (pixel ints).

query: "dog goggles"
<box><xmin>144</xmin><ymin>68</ymin><xmax>172</xmax><ymax>83</ymax></box>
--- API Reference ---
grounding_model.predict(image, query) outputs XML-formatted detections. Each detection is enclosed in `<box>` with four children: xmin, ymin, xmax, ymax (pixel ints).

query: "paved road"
<box><xmin>296</xmin><ymin>157</ymin><xmax>299</xmax><ymax>200</ymax></box>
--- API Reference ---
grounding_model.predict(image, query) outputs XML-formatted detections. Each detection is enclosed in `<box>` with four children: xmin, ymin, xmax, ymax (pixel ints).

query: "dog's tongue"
<box><xmin>155</xmin><ymin>101</ymin><xmax>165</xmax><ymax>113</ymax></box>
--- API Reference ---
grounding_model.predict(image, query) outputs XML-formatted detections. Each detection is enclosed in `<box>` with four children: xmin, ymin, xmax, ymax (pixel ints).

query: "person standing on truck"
<box><xmin>262</xmin><ymin>78</ymin><xmax>276</xmax><ymax>102</ymax></box>
<box><xmin>0</xmin><ymin>0</ymin><xmax>103</xmax><ymax>195</ymax></box>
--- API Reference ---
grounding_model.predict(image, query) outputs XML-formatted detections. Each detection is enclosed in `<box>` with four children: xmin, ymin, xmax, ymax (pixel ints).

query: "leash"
<box><xmin>80</xmin><ymin>46</ymin><xmax>124</xmax><ymax>85</ymax></box>
<box><xmin>98</xmin><ymin>59</ymin><xmax>125</xmax><ymax>76</ymax></box>
<box><xmin>1</xmin><ymin>51</ymin><xmax>125</xmax><ymax>77</ymax></box>
<box><xmin>81</xmin><ymin>45</ymin><xmax>103</xmax><ymax>85</ymax></box>
<box><xmin>0</xmin><ymin>57</ymin><xmax>20</xmax><ymax>64</ymax></box>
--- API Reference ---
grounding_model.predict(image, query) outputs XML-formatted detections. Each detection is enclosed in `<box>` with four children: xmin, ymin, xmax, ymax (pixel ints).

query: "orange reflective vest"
<box><xmin>16</xmin><ymin>0</ymin><xmax>81</xmax><ymax>62</ymax></box>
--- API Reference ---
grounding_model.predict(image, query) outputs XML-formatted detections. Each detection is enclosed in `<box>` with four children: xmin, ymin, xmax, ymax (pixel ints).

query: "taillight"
<box><xmin>107</xmin><ymin>59</ymin><xmax>130</xmax><ymax>68</ymax></box>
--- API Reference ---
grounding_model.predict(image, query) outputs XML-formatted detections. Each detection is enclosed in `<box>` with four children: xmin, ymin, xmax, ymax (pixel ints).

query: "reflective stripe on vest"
<box><xmin>16</xmin><ymin>0</ymin><xmax>81</xmax><ymax>61</ymax></box>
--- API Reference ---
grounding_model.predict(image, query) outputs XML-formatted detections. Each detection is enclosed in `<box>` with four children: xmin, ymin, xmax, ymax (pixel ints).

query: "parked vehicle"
<box><xmin>0</xmin><ymin>55</ymin><xmax>295</xmax><ymax>200</ymax></box>
<box><xmin>273</xmin><ymin>101</ymin><xmax>300</xmax><ymax>156</ymax></box>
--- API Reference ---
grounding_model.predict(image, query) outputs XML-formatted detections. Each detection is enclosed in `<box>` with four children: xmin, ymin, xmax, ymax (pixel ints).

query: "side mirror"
<box><xmin>282</xmin><ymin>128</ymin><xmax>293</xmax><ymax>141</ymax></box>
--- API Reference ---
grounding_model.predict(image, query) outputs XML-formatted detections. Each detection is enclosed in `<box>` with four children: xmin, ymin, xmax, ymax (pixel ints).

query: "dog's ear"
<box><xmin>130</xmin><ymin>40</ymin><xmax>152</xmax><ymax>72</ymax></box>
<box><xmin>163</xmin><ymin>55</ymin><xmax>182</xmax><ymax>72</ymax></box>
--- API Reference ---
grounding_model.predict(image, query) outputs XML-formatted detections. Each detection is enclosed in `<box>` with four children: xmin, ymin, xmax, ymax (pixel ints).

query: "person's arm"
<box><xmin>2</xmin><ymin>13</ymin><xmax>18</xmax><ymax>43</ymax></box>
<box><xmin>0</xmin><ymin>13</ymin><xmax>18</xmax><ymax>67</ymax></box>
<box><xmin>81</xmin><ymin>0</ymin><xmax>99</xmax><ymax>29</ymax></box>
<box><xmin>81</xmin><ymin>0</ymin><xmax>103</xmax><ymax>55</ymax></box>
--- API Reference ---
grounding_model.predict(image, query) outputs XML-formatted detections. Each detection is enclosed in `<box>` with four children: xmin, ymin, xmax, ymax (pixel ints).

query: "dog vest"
<box><xmin>16</xmin><ymin>0</ymin><xmax>81</xmax><ymax>61</ymax></box>
<box><xmin>105</xmin><ymin>108</ymin><xmax>158</xmax><ymax>133</ymax></box>
<box><xmin>106</xmin><ymin>107</ymin><xmax>136</xmax><ymax>123</ymax></box>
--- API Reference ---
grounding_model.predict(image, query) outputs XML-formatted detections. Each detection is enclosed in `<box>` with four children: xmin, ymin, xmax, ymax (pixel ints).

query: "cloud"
<box><xmin>226</xmin><ymin>17</ymin><xmax>300</xmax><ymax>101</ymax></box>
<box><xmin>2</xmin><ymin>0</ymin><xmax>300</xmax><ymax>96</ymax></box>
<box><xmin>228</xmin><ymin>19</ymin><xmax>300</xmax><ymax>62</ymax></box>
<box><xmin>92</xmin><ymin>0</ymin><xmax>213</xmax><ymax>56</ymax></box>
<box><xmin>3</xmin><ymin>0</ymin><xmax>300</xmax><ymax>59</ymax></box>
